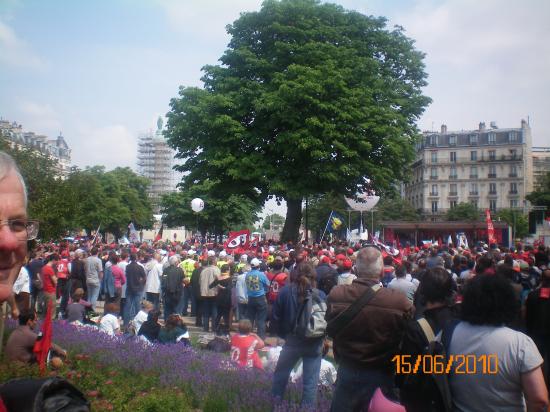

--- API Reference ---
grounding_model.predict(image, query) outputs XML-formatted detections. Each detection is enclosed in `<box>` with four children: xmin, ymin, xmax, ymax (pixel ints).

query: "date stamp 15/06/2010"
<box><xmin>391</xmin><ymin>354</ymin><xmax>498</xmax><ymax>375</ymax></box>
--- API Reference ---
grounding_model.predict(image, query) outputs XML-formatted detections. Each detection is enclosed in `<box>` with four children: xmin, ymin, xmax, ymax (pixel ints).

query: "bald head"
<box><xmin>355</xmin><ymin>247</ymin><xmax>383</xmax><ymax>279</ymax></box>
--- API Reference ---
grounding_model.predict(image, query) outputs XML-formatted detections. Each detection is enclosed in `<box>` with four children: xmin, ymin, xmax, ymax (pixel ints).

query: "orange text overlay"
<box><xmin>392</xmin><ymin>354</ymin><xmax>498</xmax><ymax>375</ymax></box>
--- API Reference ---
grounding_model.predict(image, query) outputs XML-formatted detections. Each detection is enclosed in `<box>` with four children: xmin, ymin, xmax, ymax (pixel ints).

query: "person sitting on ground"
<box><xmin>290</xmin><ymin>342</ymin><xmax>337</xmax><ymax>388</ymax></box>
<box><xmin>99</xmin><ymin>303</ymin><xmax>120</xmax><ymax>336</ymax></box>
<box><xmin>130</xmin><ymin>300</ymin><xmax>154</xmax><ymax>335</ymax></box>
<box><xmin>138</xmin><ymin>309</ymin><xmax>161</xmax><ymax>343</ymax></box>
<box><xmin>5</xmin><ymin>310</ymin><xmax>67</xmax><ymax>365</ymax></box>
<box><xmin>65</xmin><ymin>288</ymin><xmax>92</xmax><ymax>323</ymax></box>
<box><xmin>158</xmin><ymin>314</ymin><xmax>190</xmax><ymax>345</ymax></box>
<box><xmin>230</xmin><ymin>319</ymin><xmax>264</xmax><ymax>370</ymax></box>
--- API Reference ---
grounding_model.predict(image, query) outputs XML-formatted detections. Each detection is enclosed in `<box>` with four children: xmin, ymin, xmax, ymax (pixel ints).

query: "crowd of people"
<box><xmin>2</xmin><ymin>150</ymin><xmax>550</xmax><ymax>411</ymax></box>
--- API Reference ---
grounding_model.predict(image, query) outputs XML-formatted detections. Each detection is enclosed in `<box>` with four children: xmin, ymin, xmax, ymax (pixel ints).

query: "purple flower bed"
<box><xmin>49</xmin><ymin>321</ymin><xmax>332</xmax><ymax>411</ymax></box>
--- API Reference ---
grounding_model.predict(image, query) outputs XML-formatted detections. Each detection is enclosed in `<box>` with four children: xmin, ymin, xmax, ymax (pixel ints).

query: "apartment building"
<box><xmin>404</xmin><ymin>120</ymin><xmax>533</xmax><ymax>219</ymax></box>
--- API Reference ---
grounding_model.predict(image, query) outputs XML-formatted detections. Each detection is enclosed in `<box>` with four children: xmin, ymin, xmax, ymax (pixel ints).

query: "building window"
<box><xmin>510</xmin><ymin>149</ymin><xmax>517</xmax><ymax>160</ymax></box>
<box><xmin>450</xmin><ymin>152</ymin><xmax>456</xmax><ymax>162</ymax></box>
<box><xmin>489</xmin><ymin>199</ymin><xmax>497</xmax><ymax>212</ymax></box>
<box><xmin>449</xmin><ymin>200</ymin><xmax>457</xmax><ymax>209</ymax></box>
<box><xmin>431</xmin><ymin>151</ymin><xmax>438</xmax><ymax>163</ymax></box>
<box><xmin>489</xmin><ymin>183</ymin><xmax>497</xmax><ymax>194</ymax></box>
<box><xmin>470</xmin><ymin>183</ymin><xmax>478</xmax><ymax>195</ymax></box>
<box><xmin>470</xmin><ymin>134</ymin><xmax>478</xmax><ymax>145</ymax></box>
<box><xmin>510</xmin><ymin>199</ymin><xmax>519</xmax><ymax>208</ymax></box>
<box><xmin>510</xmin><ymin>182</ymin><xmax>518</xmax><ymax>194</ymax></box>
<box><xmin>509</xmin><ymin>131</ymin><xmax>517</xmax><ymax>142</ymax></box>
<box><xmin>431</xmin><ymin>201</ymin><xmax>438</xmax><ymax>213</ymax></box>
<box><xmin>449</xmin><ymin>166</ymin><xmax>457</xmax><ymax>179</ymax></box>
<box><xmin>428</xmin><ymin>135</ymin><xmax>438</xmax><ymax>146</ymax></box>
<box><xmin>470</xmin><ymin>151</ymin><xmax>477</xmax><ymax>161</ymax></box>
<box><xmin>449</xmin><ymin>135</ymin><xmax>456</xmax><ymax>145</ymax></box>
<box><xmin>431</xmin><ymin>184</ymin><xmax>438</xmax><ymax>196</ymax></box>
<box><xmin>488</xmin><ymin>150</ymin><xmax>496</xmax><ymax>161</ymax></box>
<box><xmin>510</xmin><ymin>164</ymin><xmax>517</xmax><ymax>177</ymax></box>
<box><xmin>470</xmin><ymin>200</ymin><xmax>478</xmax><ymax>208</ymax></box>
<box><xmin>488</xmin><ymin>164</ymin><xmax>496</xmax><ymax>178</ymax></box>
<box><xmin>449</xmin><ymin>183</ymin><xmax>457</xmax><ymax>196</ymax></box>
<box><xmin>430</xmin><ymin>167</ymin><xmax>438</xmax><ymax>180</ymax></box>
<box><xmin>488</xmin><ymin>132</ymin><xmax>496</xmax><ymax>144</ymax></box>
<box><xmin>470</xmin><ymin>166</ymin><xmax>478</xmax><ymax>178</ymax></box>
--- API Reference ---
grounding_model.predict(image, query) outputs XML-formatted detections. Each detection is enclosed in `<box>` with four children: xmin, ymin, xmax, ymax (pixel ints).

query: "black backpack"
<box><xmin>401</xmin><ymin>318</ymin><xmax>458</xmax><ymax>412</ymax></box>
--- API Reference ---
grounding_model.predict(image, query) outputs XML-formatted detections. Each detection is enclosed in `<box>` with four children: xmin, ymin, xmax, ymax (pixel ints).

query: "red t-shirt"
<box><xmin>56</xmin><ymin>259</ymin><xmax>70</xmax><ymax>279</ymax></box>
<box><xmin>231</xmin><ymin>334</ymin><xmax>263</xmax><ymax>369</ymax></box>
<box><xmin>266</xmin><ymin>272</ymin><xmax>287</xmax><ymax>303</ymax></box>
<box><xmin>41</xmin><ymin>264</ymin><xmax>56</xmax><ymax>294</ymax></box>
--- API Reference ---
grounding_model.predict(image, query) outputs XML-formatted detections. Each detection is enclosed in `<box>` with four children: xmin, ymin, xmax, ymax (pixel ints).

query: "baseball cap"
<box><xmin>250</xmin><ymin>258</ymin><xmax>261</xmax><ymax>267</ymax></box>
<box><xmin>335</xmin><ymin>254</ymin><xmax>346</xmax><ymax>261</ymax></box>
<box><xmin>207</xmin><ymin>250</ymin><xmax>216</xmax><ymax>257</ymax></box>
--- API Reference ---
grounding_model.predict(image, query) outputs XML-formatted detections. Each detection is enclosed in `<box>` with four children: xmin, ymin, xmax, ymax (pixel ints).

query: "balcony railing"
<box><xmin>469</xmin><ymin>191</ymin><xmax>479</xmax><ymax>196</ymax></box>
<box><xmin>470</xmin><ymin>175</ymin><xmax>478</xmax><ymax>179</ymax></box>
<box><xmin>509</xmin><ymin>173</ymin><xmax>518</xmax><ymax>178</ymax></box>
<box><xmin>509</xmin><ymin>190</ymin><xmax>518</xmax><ymax>195</ymax></box>
<box><xmin>489</xmin><ymin>191</ymin><xmax>497</xmax><ymax>195</ymax></box>
<box><xmin>449</xmin><ymin>175</ymin><xmax>458</xmax><ymax>180</ymax></box>
<box><xmin>488</xmin><ymin>173</ymin><xmax>497</xmax><ymax>178</ymax></box>
<box><xmin>430</xmin><ymin>176</ymin><xmax>438</xmax><ymax>180</ymax></box>
<box><xmin>448</xmin><ymin>192</ymin><xmax>458</xmax><ymax>196</ymax></box>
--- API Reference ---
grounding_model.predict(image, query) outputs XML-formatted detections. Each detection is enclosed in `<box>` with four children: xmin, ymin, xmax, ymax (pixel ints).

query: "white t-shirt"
<box><xmin>118</xmin><ymin>261</ymin><xmax>129</xmax><ymax>298</ymax></box>
<box><xmin>99</xmin><ymin>313</ymin><xmax>120</xmax><ymax>336</ymax></box>
<box><xmin>449</xmin><ymin>322</ymin><xmax>543</xmax><ymax>412</ymax></box>
<box><xmin>337</xmin><ymin>272</ymin><xmax>357</xmax><ymax>285</ymax></box>
<box><xmin>291</xmin><ymin>359</ymin><xmax>337</xmax><ymax>387</ymax></box>
<box><xmin>387</xmin><ymin>277</ymin><xmax>417</xmax><ymax>302</ymax></box>
<box><xmin>133</xmin><ymin>310</ymin><xmax>148</xmax><ymax>333</ymax></box>
<box><xmin>145</xmin><ymin>261</ymin><xmax>163</xmax><ymax>294</ymax></box>
<box><xmin>13</xmin><ymin>266</ymin><xmax>30</xmax><ymax>294</ymax></box>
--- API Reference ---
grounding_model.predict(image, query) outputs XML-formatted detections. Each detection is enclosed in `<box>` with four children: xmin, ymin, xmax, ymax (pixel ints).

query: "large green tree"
<box><xmin>496</xmin><ymin>208</ymin><xmax>528</xmax><ymax>240</ymax></box>
<box><xmin>527</xmin><ymin>171</ymin><xmax>550</xmax><ymax>209</ymax></box>
<box><xmin>165</xmin><ymin>0</ymin><xmax>431</xmax><ymax>242</ymax></box>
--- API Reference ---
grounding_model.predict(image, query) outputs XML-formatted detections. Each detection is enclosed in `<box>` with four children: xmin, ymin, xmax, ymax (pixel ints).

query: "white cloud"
<box><xmin>392</xmin><ymin>0</ymin><xmax>550</xmax><ymax>144</ymax></box>
<box><xmin>18</xmin><ymin>101</ymin><xmax>61</xmax><ymax>132</ymax></box>
<box><xmin>71</xmin><ymin>124</ymin><xmax>137</xmax><ymax>171</ymax></box>
<box><xmin>0</xmin><ymin>20</ymin><xmax>47</xmax><ymax>69</ymax></box>
<box><xmin>155</xmin><ymin>0</ymin><xmax>261</xmax><ymax>41</ymax></box>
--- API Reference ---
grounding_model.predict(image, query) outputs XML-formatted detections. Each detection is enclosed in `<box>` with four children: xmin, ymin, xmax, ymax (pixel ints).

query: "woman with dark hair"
<box><xmin>138</xmin><ymin>310</ymin><xmax>161</xmax><ymax>342</ymax></box>
<box><xmin>399</xmin><ymin>267</ymin><xmax>457</xmax><ymax>412</ymax></box>
<box><xmin>271</xmin><ymin>262</ymin><xmax>326</xmax><ymax>407</ymax></box>
<box><xmin>158</xmin><ymin>314</ymin><xmax>190</xmax><ymax>345</ymax></box>
<box><xmin>449</xmin><ymin>274</ymin><xmax>548</xmax><ymax>411</ymax></box>
<box><xmin>69</xmin><ymin>250</ymin><xmax>86</xmax><ymax>296</ymax></box>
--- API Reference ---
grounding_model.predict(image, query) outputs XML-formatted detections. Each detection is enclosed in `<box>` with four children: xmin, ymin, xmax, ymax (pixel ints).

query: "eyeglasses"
<box><xmin>0</xmin><ymin>219</ymin><xmax>40</xmax><ymax>241</ymax></box>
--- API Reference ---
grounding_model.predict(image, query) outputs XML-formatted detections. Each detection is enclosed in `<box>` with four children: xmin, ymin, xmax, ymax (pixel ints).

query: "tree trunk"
<box><xmin>281</xmin><ymin>198</ymin><xmax>303</xmax><ymax>243</ymax></box>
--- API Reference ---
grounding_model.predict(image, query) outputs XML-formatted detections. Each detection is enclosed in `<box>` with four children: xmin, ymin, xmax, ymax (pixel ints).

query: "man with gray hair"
<box><xmin>326</xmin><ymin>245</ymin><xmax>413</xmax><ymax>411</ymax></box>
<box><xmin>0</xmin><ymin>151</ymin><xmax>37</xmax><ymax>304</ymax></box>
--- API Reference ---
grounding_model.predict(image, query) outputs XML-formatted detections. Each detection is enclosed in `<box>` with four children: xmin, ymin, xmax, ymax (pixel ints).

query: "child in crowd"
<box><xmin>65</xmin><ymin>288</ymin><xmax>92</xmax><ymax>323</ymax></box>
<box><xmin>230</xmin><ymin>319</ymin><xmax>264</xmax><ymax>370</ymax></box>
<box><xmin>99</xmin><ymin>303</ymin><xmax>120</xmax><ymax>336</ymax></box>
<box><xmin>130</xmin><ymin>301</ymin><xmax>154</xmax><ymax>335</ymax></box>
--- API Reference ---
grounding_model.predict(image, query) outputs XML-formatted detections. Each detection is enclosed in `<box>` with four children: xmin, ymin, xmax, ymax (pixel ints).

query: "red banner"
<box><xmin>485</xmin><ymin>209</ymin><xmax>497</xmax><ymax>245</ymax></box>
<box><xmin>33</xmin><ymin>301</ymin><xmax>53</xmax><ymax>374</ymax></box>
<box><xmin>224</xmin><ymin>230</ymin><xmax>250</xmax><ymax>250</ymax></box>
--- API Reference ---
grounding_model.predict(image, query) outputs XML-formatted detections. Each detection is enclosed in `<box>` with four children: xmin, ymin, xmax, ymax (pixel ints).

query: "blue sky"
<box><xmin>1</xmin><ymin>0</ymin><xmax>549</xmax><ymax>218</ymax></box>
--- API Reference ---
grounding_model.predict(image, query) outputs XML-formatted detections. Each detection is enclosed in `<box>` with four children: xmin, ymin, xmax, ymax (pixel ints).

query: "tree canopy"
<box><xmin>445</xmin><ymin>202</ymin><xmax>480</xmax><ymax>221</ymax></box>
<box><xmin>527</xmin><ymin>171</ymin><xmax>550</xmax><ymax>209</ymax></box>
<box><xmin>165</xmin><ymin>0</ymin><xmax>431</xmax><ymax>242</ymax></box>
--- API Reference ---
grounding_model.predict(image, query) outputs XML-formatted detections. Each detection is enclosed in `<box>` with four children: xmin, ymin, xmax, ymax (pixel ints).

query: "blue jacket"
<box><xmin>272</xmin><ymin>284</ymin><xmax>326</xmax><ymax>339</ymax></box>
<box><xmin>245</xmin><ymin>269</ymin><xmax>269</xmax><ymax>298</ymax></box>
<box><xmin>100</xmin><ymin>265</ymin><xmax>115</xmax><ymax>299</ymax></box>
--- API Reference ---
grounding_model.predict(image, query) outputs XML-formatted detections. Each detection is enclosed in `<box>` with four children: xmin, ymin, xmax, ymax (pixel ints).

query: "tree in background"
<box><xmin>445</xmin><ymin>202</ymin><xmax>480</xmax><ymax>222</ymax></box>
<box><xmin>496</xmin><ymin>208</ymin><xmax>529</xmax><ymax>240</ymax></box>
<box><xmin>160</xmin><ymin>180</ymin><xmax>260</xmax><ymax>237</ymax></box>
<box><xmin>1</xmin><ymin>136</ymin><xmax>153</xmax><ymax>239</ymax></box>
<box><xmin>165</xmin><ymin>0</ymin><xmax>431</xmax><ymax>242</ymax></box>
<box><xmin>527</xmin><ymin>171</ymin><xmax>550</xmax><ymax>210</ymax></box>
<box><xmin>262</xmin><ymin>213</ymin><xmax>285</xmax><ymax>231</ymax></box>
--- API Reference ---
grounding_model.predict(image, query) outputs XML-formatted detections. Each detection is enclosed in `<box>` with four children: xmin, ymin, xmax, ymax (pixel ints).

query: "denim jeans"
<box><xmin>124</xmin><ymin>291</ymin><xmax>143</xmax><ymax>326</ymax></box>
<box><xmin>330</xmin><ymin>363</ymin><xmax>394</xmax><ymax>412</ymax></box>
<box><xmin>272</xmin><ymin>336</ymin><xmax>323</xmax><ymax>406</ymax></box>
<box><xmin>86</xmin><ymin>283</ymin><xmax>100</xmax><ymax>310</ymax></box>
<box><xmin>177</xmin><ymin>286</ymin><xmax>190</xmax><ymax>315</ymax></box>
<box><xmin>202</xmin><ymin>298</ymin><xmax>218</xmax><ymax>332</ymax></box>
<box><xmin>237</xmin><ymin>303</ymin><xmax>248</xmax><ymax>321</ymax></box>
<box><xmin>247</xmin><ymin>295</ymin><xmax>267</xmax><ymax>339</ymax></box>
<box><xmin>164</xmin><ymin>294</ymin><xmax>180</xmax><ymax>320</ymax></box>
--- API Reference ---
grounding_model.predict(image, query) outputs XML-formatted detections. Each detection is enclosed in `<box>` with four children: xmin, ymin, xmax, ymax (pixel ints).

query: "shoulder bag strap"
<box><xmin>417</xmin><ymin>317</ymin><xmax>435</xmax><ymax>343</ymax></box>
<box><xmin>326</xmin><ymin>284</ymin><xmax>381</xmax><ymax>338</ymax></box>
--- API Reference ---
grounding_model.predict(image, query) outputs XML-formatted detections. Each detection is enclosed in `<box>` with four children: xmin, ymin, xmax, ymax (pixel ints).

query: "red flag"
<box><xmin>485</xmin><ymin>209</ymin><xmax>497</xmax><ymax>245</ymax></box>
<box><xmin>395</xmin><ymin>235</ymin><xmax>401</xmax><ymax>249</ymax></box>
<box><xmin>154</xmin><ymin>224</ymin><xmax>164</xmax><ymax>242</ymax></box>
<box><xmin>33</xmin><ymin>301</ymin><xmax>53</xmax><ymax>374</ymax></box>
<box><xmin>224</xmin><ymin>230</ymin><xmax>250</xmax><ymax>250</ymax></box>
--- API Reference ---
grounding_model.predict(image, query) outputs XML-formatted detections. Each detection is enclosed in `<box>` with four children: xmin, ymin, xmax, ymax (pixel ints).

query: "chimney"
<box><xmin>440</xmin><ymin>124</ymin><xmax>447</xmax><ymax>134</ymax></box>
<box><xmin>479</xmin><ymin>122</ymin><xmax>486</xmax><ymax>131</ymax></box>
<box><xmin>490</xmin><ymin>121</ymin><xmax>497</xmax><ymax>129</ymax></box>
<box><xmin>521</xmin><ymin>119</ymin><xmax>527</xmax><ymax>128</ymax></box>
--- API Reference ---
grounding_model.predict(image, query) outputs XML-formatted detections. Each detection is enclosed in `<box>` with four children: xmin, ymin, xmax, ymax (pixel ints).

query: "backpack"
<box><xmin>293</xmin><ymin>289</ymin><xmax>327</xmax><ymax>339</ymax></box>
<box><xmin>401</xmin><ymin>318</ymin><xmax>458</xmax><ymax>412</ymax></box>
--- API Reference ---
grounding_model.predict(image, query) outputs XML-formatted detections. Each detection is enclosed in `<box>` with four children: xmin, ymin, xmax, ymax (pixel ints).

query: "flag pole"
<box><xmin>321</xmin><ymin>211</ymin><xmax>334</xmax><ymax>242</ymax></box>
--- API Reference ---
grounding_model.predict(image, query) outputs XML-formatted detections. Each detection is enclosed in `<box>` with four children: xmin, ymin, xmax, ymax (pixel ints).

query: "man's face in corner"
<box><xmin>0</xmin><ymin>171</ymin><xmax>28</xmax><ymax>302</ymax></box>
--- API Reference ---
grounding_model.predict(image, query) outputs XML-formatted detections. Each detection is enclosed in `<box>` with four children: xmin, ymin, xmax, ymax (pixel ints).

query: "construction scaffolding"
<box><xmin>137</xmin><ymin>117</ymin><xmax>180</xmax><ymax>212</ymax></box>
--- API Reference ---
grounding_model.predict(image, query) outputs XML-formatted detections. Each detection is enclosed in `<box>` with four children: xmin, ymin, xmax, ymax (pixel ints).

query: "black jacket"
<box><xmin>126</xmin><ymin>261</ymin><xmax>146</xmax><ymax>294</ymax></box>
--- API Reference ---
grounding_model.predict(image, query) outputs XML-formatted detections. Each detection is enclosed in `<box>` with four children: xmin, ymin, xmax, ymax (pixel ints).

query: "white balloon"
<box><xmin>191</xmin><ymin>198</ymin><xmax>204</xmax><ymax>212</ymax></box>
<box><xmin>345</xmin><ymin>193</ymin><xmax>380</xmax><ymax>212</ymax></box>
